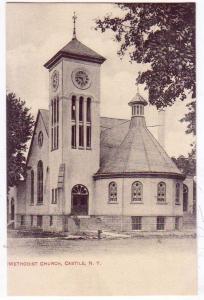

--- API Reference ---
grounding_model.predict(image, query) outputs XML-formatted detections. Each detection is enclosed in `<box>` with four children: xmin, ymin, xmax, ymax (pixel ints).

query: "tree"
<box><xmin>95</xmin><ymin>3</ymin><xmax>195</xmax><ymax>132</ymax></box>
<box><xmin>181</xmin><ymin>100</ymin><xmax>196</xmax><ymax>136</ymax></box>
<box><xmin>172</xmin><ymin>154</ymin><xmax>196</xmax><ymax>177</ymax></box>
<box><xmin>7</xmin><ymin>92</ymin><xmax>34</xmax><ymax>188</ymax></box>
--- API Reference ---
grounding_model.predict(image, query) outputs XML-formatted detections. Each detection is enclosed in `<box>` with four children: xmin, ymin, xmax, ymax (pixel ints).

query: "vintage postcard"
<box><xmin>5</xmin><ymin>0</ymin><xmax>199</xmax><ymax>296</ymax></box>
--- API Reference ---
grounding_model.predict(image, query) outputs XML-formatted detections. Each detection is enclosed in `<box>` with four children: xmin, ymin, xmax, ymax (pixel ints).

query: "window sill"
<box><xmin>51</xmin><ymin>202</ymin><xmax>57</xmax><ymax>205</ymax></box>
<box><xmin>51</xmin><ymin>148</ymin><xmax>59</xmax><ymax>152</ymax></box>
<box><xmin>175</xmin><ymin>202</ymin><xmax>181</xmax><ymax>205</ymax></box>
<box><xmin>36</xmin><ymin>203</ymin><xmax>43</xmax><ymax>206</ymax></box>
<box><xmin>130</xmin><ymin>201</ymin><xmax>144</xmax><ymax>204</ymax></box>
<box><xmin>156</xmin><ymin>202</ymin><xmax>168</xmax><ymax>205</ymax></box>
<box><xmin>108</xmin><ymin>202</ymin><xmax>118</xmax><ymax>204</ymax></box>
<box><xmin>78</xmin><ymin>146</ymin><xmax>85</xmax><ymax>150</ymax></box>
<box><xmin>86</xmin><ymin>147</ymin><xmax>92</xmax><ymax>150</ymax></box>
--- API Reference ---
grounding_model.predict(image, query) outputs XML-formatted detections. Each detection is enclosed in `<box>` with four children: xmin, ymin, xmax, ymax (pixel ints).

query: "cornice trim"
<box><xmin>93</xmin><ymin>172</ymin><xmax>185</xmax><ymax>181</ymax></box>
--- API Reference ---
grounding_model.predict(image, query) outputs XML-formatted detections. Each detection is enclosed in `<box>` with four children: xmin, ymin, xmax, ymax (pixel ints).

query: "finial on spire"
<box><xmin>72</xmin><ymin>12</ymin><xmax>77</xmax><ymax>39</ymax></box>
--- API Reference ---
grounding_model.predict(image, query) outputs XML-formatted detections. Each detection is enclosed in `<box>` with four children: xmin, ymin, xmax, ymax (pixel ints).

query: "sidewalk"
<box><xmin>7</xmin><ymin>228</ymin><xmax>196</xmax><ymax>240</ymax></box>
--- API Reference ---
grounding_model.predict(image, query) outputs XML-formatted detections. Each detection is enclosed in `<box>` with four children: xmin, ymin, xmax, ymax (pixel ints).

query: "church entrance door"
<box><xmin>71</xmin><ymin>184</ymin><xmax>88</xmax><ymax>215</ymax></box>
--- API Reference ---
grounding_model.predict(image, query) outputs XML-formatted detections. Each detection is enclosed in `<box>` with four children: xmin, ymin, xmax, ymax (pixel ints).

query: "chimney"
<box><xmin>158</xmin><ymin>109</ymin><xmax>166</xmax><ymax>149</ymax></box>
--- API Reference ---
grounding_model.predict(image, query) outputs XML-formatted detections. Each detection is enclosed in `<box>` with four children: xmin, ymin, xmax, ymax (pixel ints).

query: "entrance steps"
<box><xmin>68</xmin><ymin>215</ymin><xmax>118</xmax><ymax>233</ymax></box>
<box><xmin>7</xmin><ymin>220</ymin><xmax>15</xmax><ymax>229</ymax></box>
<box><xmin>183</xmin><ymin>213</ymin><xmax>196</xmax><ymax>230</ymax></box>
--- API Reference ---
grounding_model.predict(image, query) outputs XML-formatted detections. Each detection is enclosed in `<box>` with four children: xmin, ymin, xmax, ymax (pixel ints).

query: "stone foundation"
<box><xmin>92</xmin><ymin>215</ymin><xmax>183</xmax><ymax>232</ymax></box>
<box><xmin>15</xmin><ymin>214</ymin><xmax>64</xmax><ymax>232</ymax></box>
<box><xmin>15</xmin><ymin>214</ymin><xmax>183</xmax><ymax>233</ymax></box>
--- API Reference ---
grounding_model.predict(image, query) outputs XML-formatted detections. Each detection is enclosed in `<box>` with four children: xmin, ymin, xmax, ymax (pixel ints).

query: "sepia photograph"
<box><xmin>5</xmin><ymin>1</ymin><xmax>197</xmax><ymax>296</ymax></box>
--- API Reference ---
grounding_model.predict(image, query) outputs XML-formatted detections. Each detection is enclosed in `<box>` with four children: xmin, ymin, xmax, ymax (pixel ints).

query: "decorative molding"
<box><xmin>93</xmin><ymin>172</ymin><xmax>185</xmax><ymax>181</ymax></box>
<box><xmin>44</xmin><ymin>51</ymin><xmax>105</xmax><ymax>69</ymax></box>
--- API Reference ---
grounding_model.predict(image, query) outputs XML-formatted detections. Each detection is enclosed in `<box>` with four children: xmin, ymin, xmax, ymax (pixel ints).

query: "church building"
<box><xmin>10</xmin><ymin>22</ymin><xmax>191</xmax><ymax>233</ymax></box>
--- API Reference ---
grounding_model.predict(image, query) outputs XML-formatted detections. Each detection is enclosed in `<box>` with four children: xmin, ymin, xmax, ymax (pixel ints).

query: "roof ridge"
<box><xmin>123</xmin><ymin>127</ymin><xmax>140</xmax><ymax>173</ymax></box>
<box><xmin>39</xmin><ymin>110</ymin><xmax>49</xmax><ymax>136</ymax></box>
<box><xmin>100</xmin><ymin>116</ymin><xmax>129</xmax><ymax>121</ymax></box>
<box><xmin>101</xmin><ymin>119</ymin><xmax>130</xmax><ymax>133</ymax></box>
<box><xmin>139</xmin><ymin>126</ymin><xmax>152</xmax><ymax>172</ymax></box>
<box><xmin>39</xmin><ymin>108</ymin><xmax>49</xmax><ymax>111</ymax></box>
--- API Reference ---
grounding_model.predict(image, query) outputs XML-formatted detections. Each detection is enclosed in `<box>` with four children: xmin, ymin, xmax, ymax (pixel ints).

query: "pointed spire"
<box><xmin>72</xmin><ymin>12</ymin><xmax>77</xmax><ymax>40</ymax></box>
<box><xmin>128</xmin><ymin>87</ymin><xmax>148</xmax><ymax>120</ymax></box>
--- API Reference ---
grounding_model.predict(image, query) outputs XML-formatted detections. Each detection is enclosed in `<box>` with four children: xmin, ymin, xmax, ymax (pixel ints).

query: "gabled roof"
<box><xmin>44</xmin><ymin>38</ymin><xmax>106</xmax><ymax>69</ymax></box>
<box><xmin>39</xmin><ymin>109</ymin><xmax>49</xmax><ymax>135</ymax></box>
<box><xmin>26</xmin><ymin>109</ymin><xmax>49</xmax><ymax>166</ymax></box>
<box><xmin>100</xmin><ymin>117</ymin><xmax>129</xmax><ymax>131</ymax></box>
<box><xmin>26</xmin><ymin>109</ymin><xmax>183</xmax><ymax>179</ymax></box>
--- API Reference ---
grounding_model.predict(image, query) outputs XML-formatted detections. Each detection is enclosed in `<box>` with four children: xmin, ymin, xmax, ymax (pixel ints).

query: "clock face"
<box><xmin>51</xmin><ymin>70</ymin><xmax>59</xmax><ymax>91</ymax></box>
<box><xmin>72</xmin><ymin>68</ymin><xmax>91</xmax><ymax>90</ymax></box>
<box><xmin>38</xmin><ymin>131</ymin><xmax>43</xmax><ymax>147</ymax></box>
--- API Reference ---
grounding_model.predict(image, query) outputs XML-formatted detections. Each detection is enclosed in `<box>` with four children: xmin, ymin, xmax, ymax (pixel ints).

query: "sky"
<box><xmin>6</xmin><ymin>2</ymin><xmax>194</xmax><ymax>157</ymax></box>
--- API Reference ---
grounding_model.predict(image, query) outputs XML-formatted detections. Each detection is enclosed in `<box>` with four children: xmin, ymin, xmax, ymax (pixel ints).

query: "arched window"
<box><xmin>54</xmin><ymin>98</ymin><xmax>56</xmax><ymax>123</ymax></box>
<box><xmin>86</xmin><ymin>98</ymin><xmax>91</xmax><ymax>122</ymax></box>
<box><xmin>51</xmin><ymin>97</ymin><xmax>59</xmax><ymax>150</ymax></box>
<box><xmin>175</xmin><ymin>183</ymin><xmax>180</xmax><ymax>204</ymax></box>
<box><xmin>132</xmin><ymin>181</ymin><xmax>143</xmax><ymax>202</ymax></box>
<box><xmin>37</xmin><ymin>160</ymin><xmax>43</xmax><ymax>204</ymax></box>
<box><xmin>183</xmin><ymin>184</ymin><xmax>188</xmax><ymax>212</ymax></box>
<box><xmin>157</xmin><ymin>182</ymin><xmax>166</xmax><ymax>202</ymax></box>
<box><xmin>79</xmin><ymin>97</ymin><xmax>84</xmax><ymax>147</ymax></box>
<box><xmin>86</xmin><ymin>98</ymin><xmax>91</xmax><ymax>148</ymax></box>
<box><xmin>109</xmin><ymin>182</ymin><xmax>117</xmax><ymax>202</ymax></box>
<box><xmin>71</xmin><ymin>95</ymin><xmax>76</xmax><ymax>121</ymax></box>
<box><xmin>79</xmin><ymin>96</ymin><xmax>84</xmax><ymax>122</ymax></box>
<box><xmin>31</xmin><ymin>170</ymin><xmax>34</xmax><ymax>204</ymax></box>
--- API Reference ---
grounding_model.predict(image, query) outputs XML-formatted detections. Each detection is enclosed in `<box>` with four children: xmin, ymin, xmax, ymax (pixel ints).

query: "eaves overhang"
<box><xmin>44</xmin><ymin>51</ymin><xmax>106</xmax><ymax>69</ymax></box>
<box><xmin>93</xmin><ymin>172</ymin><xmax>186</xmax><ymax>181</ymax></box>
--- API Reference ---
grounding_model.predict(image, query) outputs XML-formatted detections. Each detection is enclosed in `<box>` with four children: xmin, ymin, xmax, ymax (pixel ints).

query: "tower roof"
<box><xmin>44</xmin><ymin>38</ymin><xmax>106</xmax><ymax>69</ymax></box>
<box><xmin>128</xmin><ymin>91</ymin><xmax>148</xmax><ymax>106</ymax></box>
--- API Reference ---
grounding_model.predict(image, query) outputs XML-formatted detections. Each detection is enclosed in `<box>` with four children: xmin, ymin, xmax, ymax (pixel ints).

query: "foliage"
<box><xmin>172</xmin><ymin>151</ymin><xmax>196</xmax><ymax>176</ymax></box>
<box><xmin>181</xmin><ymin>100</ymin><xmax>196</xmax><ymax>135</ymax></box>
<box><xmin>95</xmin><ymin>3</ymin><xmax>196</xmax><ymax>132</ymax></box>
<box><xmin>7</xmin><ymin>92</ymin><xmax>34</xmax><ymax>188</ymax></box>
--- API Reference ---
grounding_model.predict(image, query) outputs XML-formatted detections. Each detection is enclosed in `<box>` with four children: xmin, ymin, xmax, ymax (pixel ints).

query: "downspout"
<box><xmin>121</xmin><ymin>176</ymin><xmax>125</xmax><ymax>232</ymax></box>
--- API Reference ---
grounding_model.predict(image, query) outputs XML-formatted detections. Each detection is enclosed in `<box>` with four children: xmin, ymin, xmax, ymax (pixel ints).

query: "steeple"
<box><xmin>128</xmin><ymin>86</ymin><xmax>148</xmax><ymax>118</ymax></box>
<box><xmin>44</xmin><ymin>15</ymin><xmax>106</xmax><ymax>69</ymax></box>
<box><xmin>128</xmin><ymin>87</ymin><xmax>148</xmax><ymax>129</ymax></box>
<box><xmin>72</xmin><ymin>12</ymin><xmax>77</xmax><ymax>40</ymax></box>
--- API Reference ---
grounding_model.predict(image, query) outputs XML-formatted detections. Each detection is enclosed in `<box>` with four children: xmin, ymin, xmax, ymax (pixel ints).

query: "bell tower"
<box><xmin>44</xmin><ymin>15</ymin><xmax>106</xmax><ymax>220</ymax></box>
